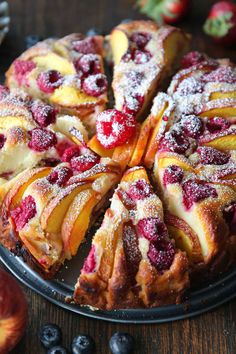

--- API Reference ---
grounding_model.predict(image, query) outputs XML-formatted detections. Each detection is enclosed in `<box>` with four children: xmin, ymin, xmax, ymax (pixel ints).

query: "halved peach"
<box><xmin>110</xmin><ymin>28</ymin><xmax>129</xmax><ymax>65</ymax></box>
<box><xmin>33</xmin><ymin>53</ymin><xmax>76</xmax><ymax>75</ymax></box>
<box><xmin>88</xmin><ymin>135</ymin><xmax>114</xmax><ymax>158</ymax></box>
<box><xmin>62</xmin><ymin>189</ymin><xmax>99</xmax><ymax>257</ymax></box>
<box><xmin>41</xmin><ymin>182</ymin><xmax>92</xmax><ymax>233</ymax></box>
<box><xmin>122</xmin><ymin>166</ymin><xmax>149</xmax><ymax>183</ymax></box>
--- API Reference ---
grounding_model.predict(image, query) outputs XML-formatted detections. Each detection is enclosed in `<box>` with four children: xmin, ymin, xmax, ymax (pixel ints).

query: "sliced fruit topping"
<box><xmin>197</xmin><ymin>146</ymin><xmax>230</xmax><ymax>165</ymax></box>
<box><xmin>159</xmin><ymin>129</ymin><xmax>190</xmax><ymax>154</ymax></box>
<box><xmin>28</xmin><ymin>128</ymin><xmax>57</xmax><ymax>152</ymax></box>
<box><xmin>30</xmin><ymin>102</ymin><xmax>56</xmax><ymax>127</ymax></box>
<box><xmin>10</xmin><ymin>195</ymin><xmax>37</xmax><ymax>231</ymax></box>
<box><xmin>47</xmin><ymin>167</ymin><xmax>73</xmax><ymax>187</ymax></box>
<box><xmin>181</xmin><ymin>51</ymin><xmax>209</xmax><ymax>68</ymax></box>
<box><xmin>72</xmin><ymin>37</ymin><xmax>98</xmax><ymax>54</ymax></box>
<box><xmin>180</xmin><ymin>115</ymin><xmax>204</xmax><ymax>138</ymax></box>
<box><xmin>122</xmin><ymin>48</ymin><xmax>152</xmax><ymax>64</ymax></box>
<box><xmin>202</xmin><ymin>66</ymin><xmax>236</xmax><ymax>84</ymax></box>
<box><xmin>96</xmin><ymin>109</ymin><xmax>136</xmax><ymax>149</ymax></box>
<box><xmin>223</xmin><ymin>202</ymin><xmax>236</xmax><ymax>234</ymax></box>
<box><xmin>37</xmin><ymin>70</ymin><xmax>63</xmax><ymax>93</ymax></box>
<box><xmin>82</xmin><ymin>244</ymin><xmax>96</xmax><ymax>273</ymax></box>
<box><xmin>127</xmin><ymin>179</ymin><xmax>152</xmax><ymax>201</ymax></box>
<box><xmin>137</xmin><ymin>217</ymin><xmax>168</xmax><ymax>242</ymax></box>
<box><xmin>74</xmin><ymin>54</ymin><xmax>101</xmax><ymax>76</ymax></box>
<box><xmin>82</xmin><ymin>73</ymin><xmax>107</xmax><ymax>97</ymax></box>
<box><xmin>0</xmin><ymin>134</ymin><xmax>6</xmax><ymax>149</ymax></box>
<box><xmin>147</xmin><ymin>241</ymin><xmax>175</xmax><ymax>272</ymax></box>
<box><xmin>13</xmin><ymin>59</ymin><xmax>36</xmax><ymax>86</ymax></box>
<box><xmin>122</xmin><ymin>94</ymin><xmax>144</xmax><ymax>116</ymax></box>
<box><xmin>182</xmin><ymin>179</ymin><xmax>218</xmax><ymax>210</ymax></box>
<box><xmin>163</xmin><ymin>165</ymin><xmax>184</xmax><ymax>186</ymax></box>
<box><xmin>206</xmin><ymin>117</ymin><xmax>230</xmax><ymax>133</ymax></box>
<box><xmin>130</xmin><ymin>32</ymin><xmax>151</xmax><ymax>49</ymax></box>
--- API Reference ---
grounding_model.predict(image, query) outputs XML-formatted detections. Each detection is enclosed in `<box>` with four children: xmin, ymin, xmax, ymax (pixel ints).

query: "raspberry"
<box><xmin>82</xmin><ymin>73</ymin><xmax>107</xmax><ymax>97</ymax></box>
<box><xmin>122</xmin><ymin>48</ymin><xmax>152</xmax><ymax>64</ymax></box>
<box><xmin>61</xmin><ymin>146</ymin><xmax>81</xmax><ymax>162</ymax></box>
<box><xmin>122</xmin><ymin>223</ymin><xmax>142</xmax><ymax>277</ymax></box>
<box><xmin>148</xmin><ymin>241</ymin><xmax>175</xmax><ymax>271</ymax></box>
<box><xmin>96</xmin><ymin>109</ymin><xmax>136</xmax><ymax>149</ymax></box>
<box><xmin>182</xmin><ymin>179</ymin><xmax>218</xmax><ymax>210</ymax></box>
<box><xmin>56</xmin><ymin>140</ymin><xmax>74</xmax><ymax>158</ymax></box>
<box><xmin>37</xmin><ymin>70</ymin><xmax>63</xmax><ymax>93</ymax></box>
<box><xmin>47</xmin><ymin>167</ymin><xmax>73</xmax><ymax>186</ymax></box>
<box><xmin>82</xmin><ymin>245</ymin><xmax>96</xmax><ymax>273</ymax></box>
<box><xmin>130</xmin><ymin>32</ymin><xmax>151</xmax><ymax>49</ymax></box>
<box><xmin>30</xmin><ymin>102</ymin><xmax>56</xmax><ymax>127</ymax></box>
<box><xmin>10</xmin><ymin>195</ymin><xmax>37</xmax><ymax>231</ymax></box>
<box><xmin>28</xmin><ymin>128</ymin><xmax>57</xmax><ymax>152</ymax></box>
<box><xmin>40</xmin><ymin>158</ymin><xmax>60</xmax><ymax>167</ymax></box>
<box><xmin>159</xmin><ymin>130</ymin><xmax>190</xmax><ymax>154</ymax></box>
<box><xmin>0</xmin><ymin>134</ymin><xmax>6</xmax><ymax>149</ymax></box>
<box><xmin>13</xmin><ymin>59</ymin><xmax>36</xmax><ymax>86</ymax></box>
<box><xmin>181</xmin><ymin>51</ymin><xmax>207</xmax><ymax>68</ymax></box>
<box><xmin>137</xmin><ymin>217</ymin><xmax>168</xmax><ymax>242</ymax></box>
<box><xmin>127</xmin><ymin>179</ymin><xmax>152</xmax><ymax>201</ymax></box>
<box><xmin>206</xmin><ymin>117</ymin><xmax>230</xmax><ymax>133</ymax></box>
<box><xmin>163</xmin><ymin>165</ymin><xmax>184</xmax><ymax>186</ymax></box>
<box><xmin>74</xmin><ymin>54</ymin><xmax>101</xmax><ymax>76</ymax></box>
<box><xmin>197</xmin><ymin>147</ymin><xmax>230</xmax><ymax>165</ymax></box>
<box><xmin>70</xmin><ymin>153</ymin><xmax>99</xmax><ymax>172</ymax></box>
<box><xmin>0</xmin><ymin>85</ymin><xmax>9</xmax><ymax>100</ymax></box>
<box><xmin>181</xmin><ymin>115</ymin><xmax>204</xmax><ymax>138</ymax></box>
<box><xmin>72</xmin><ymin>37</ymin><xmax>98</xmax><ymax>54</ymax></box>
<box><xmin>122</xmin><ymin>94</ymin><xmax>144</xmax><ymax>116</ymax></box>
<box><xmin>202</xmin><ymin>66</ymin><xmax>236</xmax><ymax>84</ymax></box>
<box><xmin>223</xmin><ymin>203</ymin><xmax>236</xmax><ymax>234</ymax></box>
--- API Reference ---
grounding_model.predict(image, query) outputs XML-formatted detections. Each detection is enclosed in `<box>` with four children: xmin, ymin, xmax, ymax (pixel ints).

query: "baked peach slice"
<box><xmin>87</xmin><ymin>135</ymin><xmax>114</xmax><ymax>158</ymax></box>
<box><xmin>62</xmin><ymin>189</ymin><xmax>99</xmax><ymax>258</ymax></box>
<box><xmin>121</xmin><ymin>165</ymin><xmax>149</xmax><ymax>183</ymax></box>
<box><xmin>210</xmin><ymin>91</ymin><xmax>236</xmax><ymax>101</ymax></box>
<box><xmin>41</xmin><ymin>181</ymin><xmax>92</xmax><ymax>234</ymax></box>
<box><xmin>198</xmin><ymin>99</ymin><xmax>236</xmax><ymax>118</ymax></box>
<box><xmin>110</xmin><ymin>26</ymin><xmax>129</xmax><ymax>65</ymax></box>
<box><xmin>33</xmin><ymin>52</ymin><xmax>76</xmax><ymax>76</ymax></box>
<box><xmin>157</xmin><ymin>151</ymin><xmax>194</xmax><ymax>173</ymax></box>
<box><xmin>199</xmin><ymin>131</ymin><xmax>236</xmax><ymax>150</ymax></box>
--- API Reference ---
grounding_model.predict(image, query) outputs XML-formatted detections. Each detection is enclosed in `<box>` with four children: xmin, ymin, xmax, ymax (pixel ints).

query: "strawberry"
<box><xmin>136</xmin><ymin>0</ymin><xmax>189</xmax><ymax>24</ymax></box>
<box><xmin>203</xmin><ymin>1</ymin><xmax>236</xmax><ymax>46</ymax></box>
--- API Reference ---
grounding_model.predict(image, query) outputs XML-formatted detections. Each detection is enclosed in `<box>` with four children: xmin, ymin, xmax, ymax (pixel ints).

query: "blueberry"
<box><xmin>120</xmin><ymin>19</ymin><xmax>133</xmax><ymax>24</ymax></box>
<box><xmin>86</xmin><ymin>28</ymin><xmax>101</xmax><ymax>36</ymax></box>
<box><xmin>71</xmin><ymin>334</ymin><xmax>95</xmax><ymax>354</ymax></box>
<box><xmin>109</xmin><ymin>332</ymin><xmax>135</xmax><ymax>354</ymax></box>
<box><xmin>39</xmin><ymin>323</ymin><xmax>62</xmax><ymax>349</ymax></box>
<box><xmin>25</xmin><ymin>35</ymin><xmax>41</xmax><ymax>49</ymax></box>
<box><xmin>47</xmin><ymin>346</ymin><xmax>68</xmax><ymax>354</ymax></box>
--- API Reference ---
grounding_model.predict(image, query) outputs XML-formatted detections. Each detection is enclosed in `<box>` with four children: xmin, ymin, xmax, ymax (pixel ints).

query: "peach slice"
<box><xmin>200</xmin><ymin>133</ymin><xmax>236</xmax><ymax>150</ymax></box>
<box><xmin>62</xmin><ymin>189</ymin><xmax>99</xmax><ymax>257</ymax></box>
<box><xmin>33</xmin><ymin>53</ymin><xmax>76</xmax><ymax>75</ymax></box>
<box><xmin>41</xmin><ymin>182</ymin><xmax>92</xmax><ymax>233</ymax></box>
<box><xmin>112</xmin><ymin>125</ymin><xmax>141</xmax><ymax>171</ymax></box>
<box><xmin>210</xmin><ymin>91</ymin><xmax>236</xmax><ymax>101</ymax></box>
<box><xmin>52</xmin><ymin>115</ymin><xmax>88</xmax><ymax>143</ymax></box>
<box><xmin>198</xmin><ymin>99</ymin><xmax>236</xmax><ymax>118</ymax></box>
<box><xmin>121</xmin><ymin>166</ymin><xmax>149</xmax><ymax>183</ymax></box>
<box><xmin>88</xmin><ymin>135</ymin><xmax>114</xmax><ymax>158</ymax></box>
<box><xmin>157</xmin><ymin>151</ymin><xmax>194</xmax><ymax>173</ymax></box>
<box><xmin>110</xmin><ymin>28</ymin><xmax>129</xmax><ymax>65</ymax></box>
<box><xmin>50</xmin><ymin>86</ymin><xmax>99</xmax><ymax>107</ymax></box>
<box><xmin>0</xmin><ymin>116</ymin><xmax>33</xmax><ymax>130</ymax></box>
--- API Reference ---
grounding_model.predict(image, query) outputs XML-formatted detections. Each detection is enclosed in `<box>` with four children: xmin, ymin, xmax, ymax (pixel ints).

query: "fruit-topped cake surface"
<box><xmin>0</xmin><ymin>20</ymin><xmax>236</xmax><ymax>311</ymax></box>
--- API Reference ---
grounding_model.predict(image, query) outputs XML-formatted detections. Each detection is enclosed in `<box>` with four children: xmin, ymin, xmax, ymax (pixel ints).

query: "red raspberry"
<box><xmin>181</xmin><ymin>115</ymin><xmax>204</xmax><ymax>138</ymax></box>
<box><xmin>47</xmin><ymin>167</ymin><xmax>73</xmax><ymax>186</ymax></box>
<box><xmin>28</xmin><ymin>128</ymin><xmax>57</xmax><ymax>152</ymax></box>
<box><xmin>37</xmin><ymin>70</ymin><xmax>63</xmax><ymax>93</ymax></box>
<box><xmin>10</xmin><ymin>195</ymin><xmax>37</xmax><ymax>231</ymax></box>
<box><xmin>197</xmin><ymin>147</ymin><xmax>230</xmax><ymax>165</ymax></box>
<box><xmin>159</xmin><ymin>130</ymin><xmax>190</xmax><ymax>154</ymax></box>
<box><xmin>181</xmin><ymin>51</ymin><xmax>207</xmax><ymax>68</ymax></box>
<box><xmin>0</xmin><ymin>85</ymin><xmax>9</xmax><ymax>100</ymax></box>
<box><xmin>206</xmin><ymin>117</ymin><xmax>230</xmax><ymax>133</ymax></box>
<box><xmin>122</xmin><ymin>94</ymin><xmax>144</xmax><ymax>116</ymax></box>
<box><xmin>130</xmin><ymin>32</ymin><xmax>151</xmax><ymax>49</ymax></box>
<box><xmin>96</xmin><ymin>109</ymin><xmax>136</xmax><ymax>149</ymax></box>
<box><xmin>122</xmin><ymin>48</ymin><xmax>152</xmax><ymax>64</ymax></box>
<box><xmin>82</xmin><ymin>73</ymin><xmax>107</xmax><ymax>97</ymax></box>
<box><xmin>202</xmin><ymin>66</ymin><xmax>236</xmax><ymax>84</ymax></box>
<box><xmin>82</xmin><ymin>244</ymin><xmax>96</xmax><ymax>273</ymax></box>
<box><xmin>72</xmin><ymin>37</ymin><xmax>97</xmax><ymax>54</ymax></box>
<box><xmin>61</xmin><ymin>146</ymin><xmax>81</xmax><ymax>162</ymax></box>
<box><xmin>40</xmin><ymin>158</ymin><xmax>60</xmax><ymax>167</ymax></box>
<box><xmin>70</xmin><ymin>153</ymin><xmax>99</xmax><ymax>172</ymax></box>
<box><xmin>137</xmin><ymin>217</ymin><xmax>168</xmax><ymax>242</ymax></box>
<box><xmin>223</xmin><ymin>202</ymin><xmax>236</xmax><ymax>234</ymax></box>
<box><xmin>163</xmin><ymin>165</ymin><xmax>184</xmax><ymax>186</ymax></box>
<box><xmin>122</xmin><ymin>222</ymin><xmax>142</xmax><ymax>278</ymax></box>
<box><xmin>148</xmin><ymin>241</ymin><xmax>175</xmax><ymax>271</ymax></box>
<box><xmin>74</xmin><ymin>54</ymin><xmax>101</xmax><ymax>76</ymax></box>
<box><xmin>56</xmin><ymin>140</ymin><xmax>74</xmax><ymax>158</ymax></box>
<box><xmin>0</xmin><ymin>134</ymin><xmax>6</xmax><ymax>149</ymax></box>
<box><xmin>30</xmin><ymin>102</ymin><xmax>56</xmax><ymax>127</ymax></box>
<box><xmin>13</xmin><ymin>59</ymin><xmax>36</xmax><ymax>86</ymax></box>
<box><xmin>182</xmin><ymin>179</ymin><xmax>218</xmax><ymax>210</ymax></box>
<box><xmin>127</xmin><ymin>179</ymin><xmax>152</xmax><ymax>201</ymax></box>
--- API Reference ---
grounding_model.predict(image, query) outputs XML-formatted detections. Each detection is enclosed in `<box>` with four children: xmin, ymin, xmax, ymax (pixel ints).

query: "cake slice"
<box><xmin>74</xmin><ymin>166</ymin><xmax>189</xmax><ymax>309</ymax></box>
<box><xmin>110</xmin><ymin>20</ymin><xmax>190</xmax><ymax>119</ymax></box>
<box><xmin>5</xmin><ymin>34</ymin><xmax>109</xmax><ymax>134</ymax></box>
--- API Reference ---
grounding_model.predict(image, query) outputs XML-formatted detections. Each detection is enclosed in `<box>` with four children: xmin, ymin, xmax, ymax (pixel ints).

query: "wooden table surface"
<box><xmin>1</xmin><ymin>0</ymin><xmax>236</xmax><ymax>353</ymax></box>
